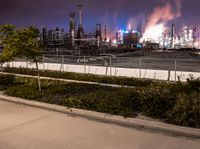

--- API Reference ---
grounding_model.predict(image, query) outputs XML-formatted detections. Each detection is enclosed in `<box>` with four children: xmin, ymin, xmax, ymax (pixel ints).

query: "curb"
<box><xmin>0</xmin><ymin>94</ymin><xmax>199</xmax><ymax>140</ymax></box>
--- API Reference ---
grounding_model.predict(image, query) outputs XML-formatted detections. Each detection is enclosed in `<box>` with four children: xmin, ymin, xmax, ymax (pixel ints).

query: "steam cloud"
<box><xmin>142</xmin><ymin>0</ymin><xmax>183</xmax><ymax>41</ymax></box>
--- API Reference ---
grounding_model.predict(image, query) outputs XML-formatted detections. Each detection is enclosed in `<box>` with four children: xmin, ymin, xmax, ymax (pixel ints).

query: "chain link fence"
<box><xmin>43</xmin><ymin>54</ymin><xmax>200</xmax><ymax>72</ymax></box>
<box><xmin>8</xmin><ymin>55</ymin><xmax>200</xmax><ymax>82</ymax></box>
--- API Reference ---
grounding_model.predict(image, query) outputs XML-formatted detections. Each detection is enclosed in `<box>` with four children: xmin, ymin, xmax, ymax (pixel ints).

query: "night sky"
<box><xmin>0</xmin><ymin>0</ymin><xmax>199</xmax><ymax>34</ymax></box>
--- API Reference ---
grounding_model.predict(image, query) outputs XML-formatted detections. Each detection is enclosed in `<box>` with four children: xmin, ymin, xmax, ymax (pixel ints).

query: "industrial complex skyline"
<box><xmin>0</xmin><ymin>0</ymin><xmax>199</xmax><ymax>33</ymax></box>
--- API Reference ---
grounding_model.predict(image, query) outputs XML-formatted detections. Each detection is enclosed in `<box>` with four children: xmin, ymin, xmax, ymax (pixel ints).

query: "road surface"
<box><xmin>43</xmin><ymin>55</ymin><xmax>200</xmax><ymax>72</ymax></box>
<box><xmin>0</xmin><ymin>100</ymin><xmax>199</xmax><ymax>149</ymax></box>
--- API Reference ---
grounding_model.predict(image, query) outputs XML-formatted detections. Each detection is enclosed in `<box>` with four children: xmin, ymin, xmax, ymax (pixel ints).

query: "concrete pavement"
<box><xmin>1</xmin><ymin>92</ymin><xmax>199</xmax><ymax>139</ymax></box>
<box><xmin>0</xmin><ymin>100</ymin><xmax>199</xmax><ymax>149</ymax></box>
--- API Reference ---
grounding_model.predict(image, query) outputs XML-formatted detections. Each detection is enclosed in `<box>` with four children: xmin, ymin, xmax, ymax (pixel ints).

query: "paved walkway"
<box><xmin>0</xmin><ymin>100</ymin><xmax>199</xmax><ymax>149</ymax></box>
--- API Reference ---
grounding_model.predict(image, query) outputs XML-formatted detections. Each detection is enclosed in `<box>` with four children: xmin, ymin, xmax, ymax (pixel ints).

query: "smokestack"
<box><xmin>104</xmin><ymin>25</ymin><xmax>107</xmax><ymax>42</ymax></box>
<box><xmin>69</xmin><ymin>12</ymin><xmax>76</xmax><ymax>46</ymax></box>
<box><xmin>77</xmin><ymin>4</ymin><xmax>84</xmax><ymax>39</ymax></box>
<box><xmin>163</xmin><ymin>29</ymin><xmax>167</xmax><ymax>48</ymax></box>
<box><xmin>96</xmin><ymin>24</ymin><xmax>102</xmax><ymax>41</ymax></box>
<box><xmin>171</xmin><ymin>24</ymin><xmax>175</xmax><ymax>48</ymax></box>
<box><xmin>41</xmin><ymin>26</ymin><xmax>47</xmax><ymax>48</ymax></box>
<box><xmin>78</xmin><ymin>4</ymin><xmax>83</xmax><ymax>26</ymax></box>
<box><xmin>193</xmin><ymin>23</ymin><xmax>198</xmax><ymax>48</ymax></box>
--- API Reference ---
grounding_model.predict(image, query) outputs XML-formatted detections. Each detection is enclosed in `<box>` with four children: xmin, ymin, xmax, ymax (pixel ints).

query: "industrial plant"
<box><xmin>40</xmin><ymin>5</ymin><xmax>200</xmax><ymax>56</ymax></box>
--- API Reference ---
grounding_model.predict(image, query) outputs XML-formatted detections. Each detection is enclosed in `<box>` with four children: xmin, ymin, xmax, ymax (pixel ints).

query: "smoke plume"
<box><xmin>142</xmin><ymin>0</ymin><xmax>183</xmax><ymax>41</ymax></box>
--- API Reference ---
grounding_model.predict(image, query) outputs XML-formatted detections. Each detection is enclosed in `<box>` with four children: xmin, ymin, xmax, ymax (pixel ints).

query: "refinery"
<box><xmin>41</xmin><ymin>5</ymin><xmax>200</xmax><ymax>56</ymax></box>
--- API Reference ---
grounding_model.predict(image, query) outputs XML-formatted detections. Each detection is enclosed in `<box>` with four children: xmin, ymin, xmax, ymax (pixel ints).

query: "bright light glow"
<box><xmin>194</xmin><ymin>42</ymin><xmax>199</xmax><ymax>48</ymax></box>
<box><xmin>141</xmin><ymin>24</ymin><xmax>164</xmax><ymax>42</ymax></box>
<box><xmin>112</xmin><ymin>39</ymin><xmax>117</xmax><ymax>44</ymax></box>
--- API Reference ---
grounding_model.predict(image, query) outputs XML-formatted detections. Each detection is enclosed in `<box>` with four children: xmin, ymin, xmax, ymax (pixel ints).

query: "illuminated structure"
<box><xmin>116</xmin><ymin>25</ymin><xmax>141</xmax><ymax>49</ymax></box>
<box><xmin>40</xmin><ymin>4</ymin><xmax>200</xmax><ymax>55</ymax></box>
<box><xmin>141</xmin><ymin>24</ymin><xmax>200</xmax><ymax>50</ymax></box>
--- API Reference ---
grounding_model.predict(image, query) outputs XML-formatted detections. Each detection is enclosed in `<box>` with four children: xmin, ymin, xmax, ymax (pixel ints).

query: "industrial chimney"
<box><xmin>171</xmin><ymin>24</ymin><xmax>175</xmax><ymax>48</ymax></box>
<box><xmin>77</xmin><ymin>4</ymin><xmax>84</xmax><ymax>39</ymax></box>
<box><xmin>69</xmin><ymin>12</ymin><xmax>76</xmax><ymax>46</ymax></box>
<box><xmin>104</xmin><ymin>25</ymin><xmax>107</xmax><ymax>42</ymax></box>
<box><xmin>95</xmin><ymin>24</ymin><xmax>102</xmax><ymax>41</ymax></box>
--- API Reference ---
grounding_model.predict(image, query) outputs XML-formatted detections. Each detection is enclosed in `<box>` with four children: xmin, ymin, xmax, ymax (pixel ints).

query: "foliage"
<box><xmin>0</xmin><ymin>74</ymin><xmax>15</xmax><ymax>88</ymax></box>
<box><xmin>168</xmin><ymin>92</ymin><xmax>200</xmax><ymax>128</ymax></box>
<box><xmin>0</xmin><ymin>74</ymin><xmax>15</xmax><ymax>91</ymax></box>
<box><xmin>4</xmin><ymin>67</ymin><xmax>153</xmax><ymax>87</ymax></box>
<box><xmin>0</xmin><ymin>25</ymin><xmax>43</xmax><ymax>92</ymax></box>
<box><xmin>0</xmin><ymin>25</ymin><xmax>42</xmax><ymax>62</ymax></box>
<box><xmin>2</xmin><ymin>74</ymin><xmax>200</xmax><ymax>128</ymax></box>
<box><xmin>68</xmin><ymin>89</ymin><xmax>140</xmax><ymax>117</ymax></box>
<box><xmin>185</xmin><ymin>78</ymin><xmax>200</xmax><ymax>93</ymax></box>
<box><xmin>139</xmin><ymin>84</ymin><xmax>176</xmax><ymax>119</ymax></box>
<box><xmin>0</xmin><ymin>24</ymin><xmax>16</xmax><ymax>63</ymax></box>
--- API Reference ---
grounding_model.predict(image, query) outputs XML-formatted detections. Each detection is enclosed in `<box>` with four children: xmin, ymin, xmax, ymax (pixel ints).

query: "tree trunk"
<box><xmin>36</xmin><ymin>61</ymin><xmax>41</xmax><ymax>92</ymax></box>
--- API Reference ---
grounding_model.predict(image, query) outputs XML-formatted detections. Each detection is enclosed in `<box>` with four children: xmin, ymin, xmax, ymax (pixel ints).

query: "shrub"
<box><xmin>4</xmin><ymin>67</ymin><xmax>153</xmax><ymax>87</ymax></box>
<box><xmin>0</xmin><ymin>74</ymin><xmax>16</xmax><ymax>87</ymax></box>
<box><xmin>186</xmin><ymin>78</ymin><xmax>200</xmax><ymax>93</ymax></box>
<box><xmin>6</xmin><ymin>85</ymin><xmax>43</xmax><ymax>100</ymax></box>
<box><xmin>139</xmin><ymin>85</ymin><xmax>176</xmax><ymax>119</ymax></box>
<box><xmin>67</xmin><ymin>89</ymin><xmax>141</xmax><ymax>117</ymax></box>
<box><xmin>167</xmin><ymin>92</ymin><xmax>200</xmax><ymax>128</ymax></box>
<box><xmin>2</xmin><ymin>70</ymin><xmax>200</xmax><ymax>128</ymax></box>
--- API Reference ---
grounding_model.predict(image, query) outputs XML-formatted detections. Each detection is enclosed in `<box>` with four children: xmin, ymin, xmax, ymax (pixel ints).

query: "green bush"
<box><xmin>4</xmin><ymin>67</ymin><xmax>153</xmax><ymax>87</ymax></box>
<box><xmin>2</xmin><ymin>72</ymin><xmax>200</xmax><ymax>128</ymax></box>
<box><xmin>6</xmin><ymin>85</ymin><xmax>43</xmax><ymax>100</ymax></box>
<box><xmin>5</xmin><ymin>77</ymin><xmax>139</xmax><ymax>117</ymax></box>
<box><xmin>0</xmin><ymin>74</ymin><xmax>16</xmax><ymax>90</ymax></box>
<box><xmin>168</xmin><ymin>92</ymin><xmax>200</xmax><ymax>128</ymax></box>
<box><xmin>67</xmin><ymin>89</ymin><xmax>140</xmax><ymax>117</ymax></box>
<box><xmin>139</xmin><ymin>85</ymin><xmax>176</xmax><ymax>119</ymax></box>
<box><xmin>186</xmin><ymin>78</ymin><xmax>200</xmax><ymax>93</ymax></box>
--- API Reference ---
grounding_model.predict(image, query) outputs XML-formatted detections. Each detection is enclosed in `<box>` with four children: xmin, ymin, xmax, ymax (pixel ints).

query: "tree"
<box><xmin>0</xmin><ymin>24</ymin><xmax>16</xmax><ymax>63</ymax></box>
<box><xmin>0</xmin><ymin>25</ymin><xmax>43</xmax><ymax>92</ymax></box>
<box><xmin>19</xmin><ymin>26</ymin><xmax>43</xmax><ymax>92</ymax></box>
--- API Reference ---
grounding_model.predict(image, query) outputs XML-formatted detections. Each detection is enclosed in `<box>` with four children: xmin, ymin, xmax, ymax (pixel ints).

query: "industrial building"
<box><xmin>144</xmin><ymin>24</ymin><xmax>200</xmax><ymax>50</ymax></box>
<box><xmin>40</xmin><ymin>5</ymin><xmax>200</xmax><ymax>56</ymax></box>
<box><xmin>116</xmin><ymin>25</ymin><xmax>141</xmax><ymax>49</ymax></box>
<box><xmin>41</xmin><ymin>5</ymin><xmax>111</xmax><ymax>56</ymax></box>
<box><xmin>40</xmin><ymin>5</ymin><xmax>143</xmax><ymax>56</ymax></box>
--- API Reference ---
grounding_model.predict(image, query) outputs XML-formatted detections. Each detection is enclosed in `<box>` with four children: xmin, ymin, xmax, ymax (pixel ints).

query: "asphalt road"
<box><xmin>43</xmin><ymin>56</ymin><xmax>200</xmax><ymax>72</ymax></box>
<box><xmin>0</xmin><ymin>100</ymin><xmax>199</xmax><ymax>149</ymax></box>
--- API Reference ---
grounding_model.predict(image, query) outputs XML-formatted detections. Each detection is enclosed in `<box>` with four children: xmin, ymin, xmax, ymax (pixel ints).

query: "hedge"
<box><xmin>0</xmin><ymin>74</ymin><xmax>16</xmax><ymax>90</ymax></box>
<box><xmin>1</xmin><ymin>73</ymin><xmax>200</xmax><ymax>128</ymax></box>
<box><xmin>3</xmin><ymin>67</ymin><xmax>153</xmax><ymax>87</ymax></box>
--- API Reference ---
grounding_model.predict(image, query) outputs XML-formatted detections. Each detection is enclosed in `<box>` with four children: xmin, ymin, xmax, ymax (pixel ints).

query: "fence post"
<box><xmin>175</xmin><ymin>59</ymin><xmax>177</xmax><ymax>82</ymax></box>
<box><xmin>56</xmin><ymin>49</ymin><xmax>58</xmax><ymax>60</ymax></box>
<box><xmin>26</xmin><ymin>60</ymin><xmax>28</xmax><ymax>69</ymax></box>
<box><xmin>43</xmin><ymin>54</ymin><xmax>45</xmax><ymax>70</ymax></box>
<box><xmin>61</xmin><ymin>55</ymin><xmax>64</xmax><ymax>71</ymax></box>
<box><xmin>84</xmin><ymin>56</ymin><xmax>86</xmax><ymax>74</ymax></box>
<box><xmin>110</xmin><ymin>57</ymin><xmax>112</xmax><ymax>76</ymax></box>
<box><xmin>139</xmin><ymin>58</ymin><xmax>142</xmax><ymax>78</ymax></box>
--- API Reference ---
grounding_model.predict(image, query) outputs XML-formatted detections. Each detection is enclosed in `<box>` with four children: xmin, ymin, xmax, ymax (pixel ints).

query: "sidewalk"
<box><xmin>1</xmin><ymin>99</ymin><xmax>200</xmax><ymax>149</ymax></box>
<box><xmin>0</xmin><ymin>92</ymin><xmax>199</xmax><ymax>140</ymax></box>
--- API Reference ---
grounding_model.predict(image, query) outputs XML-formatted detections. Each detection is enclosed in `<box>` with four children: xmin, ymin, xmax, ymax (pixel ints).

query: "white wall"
<box><xmin>3</xmin><ymin>61</ymin><xmax>200</xmax><ymax>82</ymax></box>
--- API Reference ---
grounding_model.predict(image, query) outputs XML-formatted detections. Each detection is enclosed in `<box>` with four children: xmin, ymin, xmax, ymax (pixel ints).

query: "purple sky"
<box><xmin>0</xmin><ymin>0</ymin><xmax>199</xmax><ymax>34</ymax></box>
